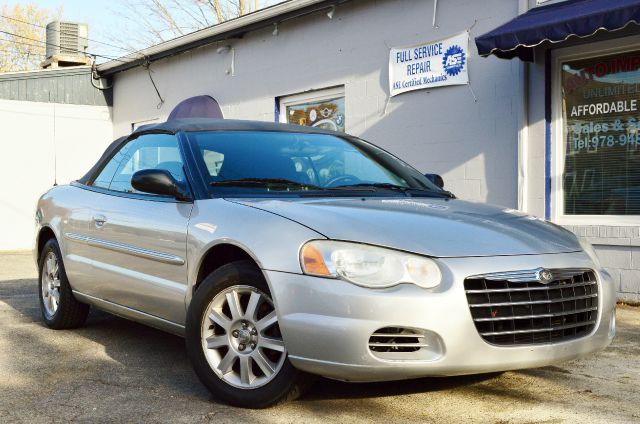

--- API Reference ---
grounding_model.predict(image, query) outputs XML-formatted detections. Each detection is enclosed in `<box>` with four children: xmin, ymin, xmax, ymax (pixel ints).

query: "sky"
<box><xmin>26</xmin><ymin>0</ymin><xmax>126</xmax><ymax>59</ymax></box>
<box><xmin>9</xmin><ymin>1</ymin><xmax>283</xmax><ymax>61</ymax></box>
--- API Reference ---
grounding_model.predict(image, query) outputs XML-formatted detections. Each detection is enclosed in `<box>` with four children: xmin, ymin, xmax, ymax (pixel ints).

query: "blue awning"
<box><xmin>475</xmin><ymin>0</ymin><xmax>640</xmax><ymax>61</ymax></box>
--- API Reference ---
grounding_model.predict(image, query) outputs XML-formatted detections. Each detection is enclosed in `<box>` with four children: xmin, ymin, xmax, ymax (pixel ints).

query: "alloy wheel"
<box><xmin>200</xmin><ymin>285</ymin><xmax>287</xmax><ymax>389</ymax></box>
<box><xmin>41</xmin><ymin>251</ymin><xmax>61</xmax><ymax>318</ymax></box>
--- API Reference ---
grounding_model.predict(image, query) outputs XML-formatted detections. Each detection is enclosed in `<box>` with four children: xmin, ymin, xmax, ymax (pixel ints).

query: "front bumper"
<box><xmin>266</xmin><ymin>251</ymin><xmax>616</xmax><ymax>382</ymax></box>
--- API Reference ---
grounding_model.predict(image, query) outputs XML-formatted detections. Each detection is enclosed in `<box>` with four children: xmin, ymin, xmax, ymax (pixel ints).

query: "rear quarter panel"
<box><xmin>36</xmin><ymin>185</ymin><xmax>94</xmax><ymax>292</ymax></box>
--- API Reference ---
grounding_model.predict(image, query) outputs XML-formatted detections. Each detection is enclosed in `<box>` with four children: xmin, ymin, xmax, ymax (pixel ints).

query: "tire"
<box><xmin>38</xmin><ymin>238</ymin><xmax>90</xmax><ymax>329</ymax></box>
<box><xmin>186</xmin><ymin>260</ymin><xmax>311</xmax><ymax>408</ymax></box>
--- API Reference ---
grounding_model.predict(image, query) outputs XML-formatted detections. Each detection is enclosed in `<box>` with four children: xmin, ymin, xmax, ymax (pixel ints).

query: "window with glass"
<box><xmin>561</xmin><ymin>50</ymin><xmax>640</xmax><ymax>215</ymax></box>
<box><xmin>279</xmin><ymin>87</ymin><xmax>346</xmax><ymax>132</ymax></box>
<box><xmin>91</xmin><ymin>134</ymin><xmax>186</xmax><ymax>195</ymax></box>
<box><xmin>188</xmin><ymin>130</ymin><xmax>447</xmax><ymax>198</ymax></box>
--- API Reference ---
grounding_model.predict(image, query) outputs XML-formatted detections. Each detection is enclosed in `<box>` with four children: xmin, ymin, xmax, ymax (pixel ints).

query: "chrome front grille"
<box><xmin>464</xmin><ymin>269</ymin><xmax>598</xmax><ymax>346</ymax></box>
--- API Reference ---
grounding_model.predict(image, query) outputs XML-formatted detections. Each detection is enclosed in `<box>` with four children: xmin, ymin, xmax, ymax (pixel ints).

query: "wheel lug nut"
<box><xmin>238</xmin><ymin>343</ymin><xmax>246</xmax><ymax>351</ymax></box>
<box><xmin>242</xmin><ymin>321</ymin><xmax>248</xmax><ymax>328</ymax></box>
<box><xmin>232</xmin><ymin>330</ymin><xmax>239</xmax><ymax>338</ymax></box>
<box><xmin>250</xmin><ymin>343</ymin><xmax>256</xmax><ymax>349</ymax></box>
<box><xmin>250</xmin><ymin>329</ymin><xmax>257</xmax><ymax>336</ymax></box>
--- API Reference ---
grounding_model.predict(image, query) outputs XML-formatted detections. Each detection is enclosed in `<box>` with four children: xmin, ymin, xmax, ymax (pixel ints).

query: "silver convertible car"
<box><xmin>34</xmin><ymin>119</ymin><xmax>615</xmax><ymax>407</ymax></box>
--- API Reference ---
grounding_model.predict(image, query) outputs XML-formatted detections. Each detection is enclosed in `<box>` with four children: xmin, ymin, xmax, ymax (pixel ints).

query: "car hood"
<box><xmin>229</xmin><ymin>197</ymin><xmax>581</xmax><ymax>257</ymax></box>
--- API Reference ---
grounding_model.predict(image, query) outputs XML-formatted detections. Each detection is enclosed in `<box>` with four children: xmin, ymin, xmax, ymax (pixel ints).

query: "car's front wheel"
<box><xmin>185</xmin><ymin>260</ymin><xmax>309</xmax><ymax>408</ymax></box>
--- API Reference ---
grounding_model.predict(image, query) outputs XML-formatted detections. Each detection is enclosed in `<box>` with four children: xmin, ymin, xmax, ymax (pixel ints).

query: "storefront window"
<box><xmin>279</xmin><ymin>87</ymin><xmax>345</xmax><ymax>132</ymax></box>
<box><xmin>561</xmin><ymin>51</ymin><xmax>640</xmax><ymax>215</ymax></box>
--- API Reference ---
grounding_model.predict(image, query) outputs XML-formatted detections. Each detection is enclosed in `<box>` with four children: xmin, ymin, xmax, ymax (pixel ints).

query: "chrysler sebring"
<box><xmin>34</xmin><ymin>119</ymin><xmax>615</xmax><ymax>407</ymax></box>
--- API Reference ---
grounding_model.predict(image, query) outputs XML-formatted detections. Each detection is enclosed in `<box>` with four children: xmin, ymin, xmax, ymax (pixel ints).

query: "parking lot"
<box><xmin>0</xmin><ymin>252</ymin><xmax>639</xmax><ymax>424</ymax></box>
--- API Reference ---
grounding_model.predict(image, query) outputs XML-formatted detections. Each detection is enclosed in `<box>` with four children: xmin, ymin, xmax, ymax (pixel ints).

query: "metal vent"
<box><xmin>368</xmin><ymin>327</ymin><xmax>428</xmax><ymax>353</ymax></box>
<box><xmin>464</xmin><ymin>269</ymin><xmax>598</xmax><ymax>346</ymax></box>
<box><xmin>45</xmin><ymin>21</ymin><xmax>89</xmax><ymax>58</ymax></box>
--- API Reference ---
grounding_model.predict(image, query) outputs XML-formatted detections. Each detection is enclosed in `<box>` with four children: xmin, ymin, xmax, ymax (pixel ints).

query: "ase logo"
<box><xmin>442</xmin><ymin>45</ymin><xmax>466</xmax><ymax>77</ymax></box>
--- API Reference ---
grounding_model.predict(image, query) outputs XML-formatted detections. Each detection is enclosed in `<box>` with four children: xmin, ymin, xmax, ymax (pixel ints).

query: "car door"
<box><xmin>82</xmin><ymin>133</ymin><xmax>193</xmax><ymax>324</ymax></box>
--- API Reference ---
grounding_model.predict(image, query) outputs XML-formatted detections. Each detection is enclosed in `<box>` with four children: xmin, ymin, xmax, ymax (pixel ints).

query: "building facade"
<box><xmin>106</xmin><ymin>0</ymin><xmax>523</xmax><ymax>209</ymax></box>
<box><xmin>476</xmin><ymin>0</ymin><xmax>640</xmax><ymax>303</ymax></box>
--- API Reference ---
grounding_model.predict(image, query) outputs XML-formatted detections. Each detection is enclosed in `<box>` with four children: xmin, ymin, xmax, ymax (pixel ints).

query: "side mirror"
<box><xmin>424</xmin><ymin>173</ymin><xmax>444</xmax><ymax>189</ymax></box>
<box><xmin>131</xmin><ymin>169</ymin><xmax>191</xmax><ymax>201</ymax></box>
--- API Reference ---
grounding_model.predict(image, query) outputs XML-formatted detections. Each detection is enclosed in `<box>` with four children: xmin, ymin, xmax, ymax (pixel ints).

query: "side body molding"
<box><xmin>64</xmin><ymin>232</ymin><xmax>185</xmax><ymax>265</ymax></box>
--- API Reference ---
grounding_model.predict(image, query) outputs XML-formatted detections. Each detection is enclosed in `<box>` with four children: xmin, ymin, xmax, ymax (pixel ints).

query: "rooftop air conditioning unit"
<box><xmin>45</xmin><ymin>21</ymin><xmax>89</xmax><ymax>58</ymax></box>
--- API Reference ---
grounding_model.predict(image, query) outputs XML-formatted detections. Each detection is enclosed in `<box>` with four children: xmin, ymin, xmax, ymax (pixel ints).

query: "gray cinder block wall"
<box><xmin>565</xmin><ymin>226</ymin><xmax>640</xmax><ymax>303</ymax></box>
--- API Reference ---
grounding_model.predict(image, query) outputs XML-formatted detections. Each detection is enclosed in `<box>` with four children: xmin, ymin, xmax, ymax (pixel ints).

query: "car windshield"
<box><xmin>188</xmin><ymin>130</ymin><xmax>449</xmax><ymax>198</ymax></box>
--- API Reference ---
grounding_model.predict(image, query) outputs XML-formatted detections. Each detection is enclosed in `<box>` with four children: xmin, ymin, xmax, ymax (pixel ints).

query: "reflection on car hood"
<box><xmin>230</xmin><ymin>197</ymin><xmax>581</xmax><ymax>257</ymax></box>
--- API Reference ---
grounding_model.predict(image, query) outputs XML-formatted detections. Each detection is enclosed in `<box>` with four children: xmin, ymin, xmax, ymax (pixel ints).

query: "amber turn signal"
<box><xmin>301</xmin><ymin>243</ymin><xmax>331</xmax><ymax>276</ymax></box>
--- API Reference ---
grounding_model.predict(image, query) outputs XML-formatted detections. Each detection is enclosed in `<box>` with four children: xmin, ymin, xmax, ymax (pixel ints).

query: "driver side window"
<box><xmin>91</xmin><ymin>134</ymin><xmax>185</xmax><ymax>195</ymax></box>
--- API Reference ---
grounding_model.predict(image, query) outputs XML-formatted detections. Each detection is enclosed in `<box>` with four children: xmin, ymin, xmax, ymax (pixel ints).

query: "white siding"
<box><xmin>0</xmin><ymin>100</ymin><xmax>112</xmax><ymax>250</ymax></box>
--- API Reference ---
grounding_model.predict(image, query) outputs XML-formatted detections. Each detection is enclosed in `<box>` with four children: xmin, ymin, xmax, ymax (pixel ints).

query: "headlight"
<box><xmin>300</xmin><ymin>240</ymin><xmax>441</xmax><ymax>289</ymax></box>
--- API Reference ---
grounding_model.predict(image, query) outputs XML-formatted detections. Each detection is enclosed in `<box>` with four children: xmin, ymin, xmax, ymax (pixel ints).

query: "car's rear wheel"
<box><xmin>186</xmin><ymin>260</ymin><xmax>309</xmax><ymax>408</ymax></box>
<box><xmin>38</xmin><ymin>238</ymin><xmax>90</xmax><ymax>329</ymax></box>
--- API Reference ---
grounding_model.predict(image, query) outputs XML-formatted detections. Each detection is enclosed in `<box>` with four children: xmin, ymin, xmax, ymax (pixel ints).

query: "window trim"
<box><xmin>131</xmin><ymin>117</ymin><xmax>161</xmax><ymax>132</ymax></box>
<box><xmin>72</xmin><ymin>181</ymin><xmax>192</xmax><ymax>203</ymax></box>
<box><xmin>551</xmin><ymin>35</ymin><xmax>640</xmax><ymax>226</ymax></box>
<box><xmin>84</xmin><ymin>132</ymin><xmax>194</xmax><ymax>203</ymax></box>
<box><xmin>278</xmin><ymin>86</ymin><xmax>345</xmax><ymax>130</ymax></box>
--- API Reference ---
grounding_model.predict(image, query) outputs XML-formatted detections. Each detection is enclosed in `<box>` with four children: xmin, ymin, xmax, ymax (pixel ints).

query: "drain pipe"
<box><xmin>432</xmin><ymin>0</ymin><xmax>438</xmax><ymax>28</ymax></box>
<box><xmin>517</xmin><ymin>0</ymin><xmax>529</xmax><ymax>212</ymax></box>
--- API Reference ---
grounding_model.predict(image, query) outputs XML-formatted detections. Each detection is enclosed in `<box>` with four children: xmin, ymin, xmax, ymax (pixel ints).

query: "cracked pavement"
<box><xmin>0</xmin><ymin>252</ymin><xmax>639</xmax><ymax>423</ymax></box>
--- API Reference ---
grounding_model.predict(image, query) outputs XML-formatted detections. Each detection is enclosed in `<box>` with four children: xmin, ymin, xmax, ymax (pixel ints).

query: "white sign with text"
<box><xmin>389</xmin><ymin>31</ymin><xmax>469</xmax><ymax>97</ymax></box>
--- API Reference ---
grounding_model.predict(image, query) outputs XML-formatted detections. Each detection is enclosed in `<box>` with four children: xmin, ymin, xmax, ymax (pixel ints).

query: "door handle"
<box><xmin>93</xmin><ymin>214</ymin><xmax>107</xmax><ymax>227</ymax></box>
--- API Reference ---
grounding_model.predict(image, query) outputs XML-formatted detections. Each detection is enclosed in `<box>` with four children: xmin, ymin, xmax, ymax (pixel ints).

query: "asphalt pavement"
<box><xmin>1</xmin><ymin>252</ymin><xmax>639</xmax><ymax>423</ymax></box>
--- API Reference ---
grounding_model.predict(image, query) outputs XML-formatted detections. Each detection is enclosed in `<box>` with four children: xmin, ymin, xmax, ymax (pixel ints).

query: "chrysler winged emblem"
<box><xmin>535</xmin><ymin>268</ymin><xmax>553</xmax><ymax>284</ymax></box>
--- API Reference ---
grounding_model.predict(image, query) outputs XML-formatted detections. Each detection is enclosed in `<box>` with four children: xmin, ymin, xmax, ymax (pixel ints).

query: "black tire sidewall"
<box><xmin>185</xmin><ymin>260</ymin><xmax>300</xmax><ymax>408</ymax></box>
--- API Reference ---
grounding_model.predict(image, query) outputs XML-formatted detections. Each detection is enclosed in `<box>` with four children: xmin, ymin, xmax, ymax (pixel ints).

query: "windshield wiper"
<box><xmin>334</xmin><ymin>183</ymin><xmax>412</xmax><ymax>191</ymax></box>
<box><xmin>210</xmin><ymin>178</ymin><xmax>323</xmax><ymax>190</ymax></box>
<box><xmin>333</xmin><ymin>183</ymin><xmax>455</xmax><ymax>198</ymax></box>
<box><xmin>211</xmin><ymin>179</ymin><xmax>455</xmax><ymax>198</ymax></box>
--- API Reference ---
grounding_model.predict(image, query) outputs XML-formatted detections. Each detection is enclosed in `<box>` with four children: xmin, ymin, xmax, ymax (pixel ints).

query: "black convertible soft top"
<box><xmin>132</xmin><ymin>118</ymin><xmax>342</xmax><ymax>135</ymax></box>
<box><xmin>77</xmin><ymin>118</ymin><xmax>344</xmax><ymax>185</ymax></box>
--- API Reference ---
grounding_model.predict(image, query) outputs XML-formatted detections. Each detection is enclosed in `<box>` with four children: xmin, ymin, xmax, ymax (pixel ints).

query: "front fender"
<box><xmin>186</xmin><ymin>198</ymin><xmax>325</xmax><ymax>304</ymax></box>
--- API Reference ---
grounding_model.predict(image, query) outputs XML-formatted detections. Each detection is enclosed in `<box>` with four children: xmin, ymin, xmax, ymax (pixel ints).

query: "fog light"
<box><xmin>608</xmin><ymin>309</ymin><xmax>616</xmax><ymax>339</ymax></box>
